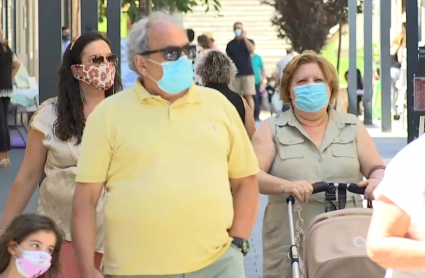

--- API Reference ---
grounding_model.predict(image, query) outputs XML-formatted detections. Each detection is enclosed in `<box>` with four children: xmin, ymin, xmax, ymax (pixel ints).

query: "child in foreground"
<box><xmin>0</xmin><ymin>213</ymin><xmax>63</xmax><ymax>278</ymax></box>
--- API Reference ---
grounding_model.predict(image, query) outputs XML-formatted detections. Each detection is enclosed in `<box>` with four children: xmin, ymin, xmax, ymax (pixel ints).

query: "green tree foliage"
<box><xmin>262</xmin><ymin>0</ymin><xmax>363</xmax><ymax>52</ymax></box>
<box><xmin>99</xmin><ymin>0</ymin><xmax>221</xmax><ymax>24</ymax></box>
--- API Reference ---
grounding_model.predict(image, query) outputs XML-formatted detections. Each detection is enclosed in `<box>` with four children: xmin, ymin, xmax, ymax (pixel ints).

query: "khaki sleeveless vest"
<box><xmin>262</xmin><ymin>107</ymin><xmax>364</xmax><ymax>278</ymax></box>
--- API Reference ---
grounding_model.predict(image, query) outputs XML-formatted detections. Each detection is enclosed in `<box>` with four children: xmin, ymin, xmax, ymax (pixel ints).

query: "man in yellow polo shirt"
<box><xmin>71</xmin><ymin>12</ymin><xmax>260</xmax><ymax>278</ymax></box>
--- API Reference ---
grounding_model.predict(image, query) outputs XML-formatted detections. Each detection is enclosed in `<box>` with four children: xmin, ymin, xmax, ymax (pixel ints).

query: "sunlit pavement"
<box><xmin>0</xmin><ymin>115</ymin><xmax>407</xmax><ymax>277</ymax></box>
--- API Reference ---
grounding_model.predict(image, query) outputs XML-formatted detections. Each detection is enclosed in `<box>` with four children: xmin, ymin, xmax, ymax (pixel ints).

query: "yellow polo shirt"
<box><xmin>76</xmin><ymin>81</ymin><xmax>259</xmax><ymax>275</ymax></box>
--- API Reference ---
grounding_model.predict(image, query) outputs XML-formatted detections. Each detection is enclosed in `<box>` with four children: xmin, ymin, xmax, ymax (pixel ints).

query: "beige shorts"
<box><xmin>232</xmin><ymin>75</ymin><xmax>256</xmax><ymax>96</ymax></box>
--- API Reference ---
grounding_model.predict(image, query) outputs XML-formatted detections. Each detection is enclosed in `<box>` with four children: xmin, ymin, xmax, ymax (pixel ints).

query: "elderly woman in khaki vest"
<box><xmin>252</xmin><ymin>51</ymin><xmax>386</xmax><ymax>278</ymax></box>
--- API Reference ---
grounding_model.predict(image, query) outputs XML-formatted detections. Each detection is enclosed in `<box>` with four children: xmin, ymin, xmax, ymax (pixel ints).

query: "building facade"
<box><xmin>1</xmin><ymin>0</ymin><xmax>425</xmax><ymax>82</ymax></box>
<box><xmin>0</xmin><ymin>0</ymin><xmax>80</xmax><ymax>80</ymax></box>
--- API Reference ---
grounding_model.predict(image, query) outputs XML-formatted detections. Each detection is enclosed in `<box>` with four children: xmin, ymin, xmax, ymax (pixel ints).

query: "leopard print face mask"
<box><xmin>73</xmin><ymin>63</ymin><xmax>116</xmax><ymax>90</ymax></box>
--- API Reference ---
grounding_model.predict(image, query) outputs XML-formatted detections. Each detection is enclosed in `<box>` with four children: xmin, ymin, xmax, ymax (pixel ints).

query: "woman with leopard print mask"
<box><xmin>0</xmin><ymin>31</ymin><xmax>122</xmax><ymax>277</ymax></box>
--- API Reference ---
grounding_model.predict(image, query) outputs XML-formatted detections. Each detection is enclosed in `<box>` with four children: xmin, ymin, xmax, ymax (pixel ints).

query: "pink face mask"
<box><xmin>73</xmin><ymin>62</ymin><xmax>116</xmax><ymax>91</ymax></box>
<box><xmin>16</xmin><ymin>250</ymin><xmax>52</xmax><ymax>278</ymax></box>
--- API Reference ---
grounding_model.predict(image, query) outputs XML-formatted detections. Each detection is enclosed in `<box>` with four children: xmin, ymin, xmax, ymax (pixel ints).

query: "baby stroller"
<box><xmin>286</xmin><ymin>182</ymin><xmax>385</xmax><ymax>278</ymax></box>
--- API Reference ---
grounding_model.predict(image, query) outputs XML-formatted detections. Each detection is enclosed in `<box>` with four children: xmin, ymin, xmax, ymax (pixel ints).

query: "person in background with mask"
<box><xmin>226</xmin><ymin>22</ymin><xmax>256</xmax><ymax>111</ymax></box>
<box><xmin>0</xmin><ymin>214</ymin><xmax>63</xmax><ymax>278</ymax></box>
<box><xmin>0</xmin><ymin>31</ymin><xmax>122</xmax><ymax>277</ymax></box>
<box><xmin>252</xmin><ymin>51</ymin><xmax>385</xmax><ymax>278</ymax></box>
<box><xmin>250</xmin><ymin>40</ymin><xmax>267</xmax><ymax>121</ymax></box>
<box><xmin>62</xmin><ymin>26</ymin><xmax>71</xmax><ymax>54</ymax></box>
<box><xmin>71</xmin><ymin>13</ymin><xmax>260</xmax><ymax>278</ymax></box>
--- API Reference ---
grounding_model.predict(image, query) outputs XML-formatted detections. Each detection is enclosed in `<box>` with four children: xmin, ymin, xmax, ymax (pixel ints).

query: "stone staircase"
<box><xmin>181</xmin><ymin>0</ymin><xmax>290</xmax><ymax>75</ymax></box>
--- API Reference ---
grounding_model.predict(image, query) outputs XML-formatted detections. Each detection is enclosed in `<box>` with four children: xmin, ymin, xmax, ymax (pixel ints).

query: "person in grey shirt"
<box><xmin>274</xmin><ymin>47</ymin><xmax>297</xmax><ymax>83</ymax></box>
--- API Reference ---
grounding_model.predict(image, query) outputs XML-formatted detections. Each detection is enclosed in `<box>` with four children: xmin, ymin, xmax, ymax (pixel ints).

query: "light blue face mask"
<box><xmin>234</xmin><ymin>28</ymin><xmax>243</xmax><ymax>37</ymax></box>
<box><xmin>148</xmin><ymin>56</ymin><xmax>194</xmax><ymax>95</ymax></box>
<box><xmin>293</xmin><ymin>82</ymin><xmax>329</xmax><ymax>112</ymax></box>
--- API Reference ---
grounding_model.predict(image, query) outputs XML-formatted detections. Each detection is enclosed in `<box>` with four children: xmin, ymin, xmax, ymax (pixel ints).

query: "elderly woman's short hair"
<box><xmin>280</xmin><ymin>50</ymin><xmax>340</xmax><ymax>103</ymax></box>
<box><xmin>126</xmin><ymin>12</ymin><xmax>183</xmax><ymax>73</ymax></box>
<box><xmin>196</xmin><ymin>51</ymin><xmax>238</xmax><ymax>85</ymax></box>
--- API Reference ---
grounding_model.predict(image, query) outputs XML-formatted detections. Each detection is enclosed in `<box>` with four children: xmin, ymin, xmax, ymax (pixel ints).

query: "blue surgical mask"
<box><xmin>148</xmin><ymin>56</ymin><xmax>194</xmax><ymax>95</ymax></box>
<box><xmin>293</xmin><ymin>82</ymin><xmax>329</xmax><ymax>112</ymax></box>
<box><xmin>234</xmin><ymin>29</ymin><xmax>243</xmax><ymax>37</ymax></box>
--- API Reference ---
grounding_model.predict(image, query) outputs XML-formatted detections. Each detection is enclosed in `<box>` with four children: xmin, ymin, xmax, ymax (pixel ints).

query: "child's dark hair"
<box><xmin>0</xmin><ymin>214</ymin><xmax>63</xmax><ymax>275</ymax></box>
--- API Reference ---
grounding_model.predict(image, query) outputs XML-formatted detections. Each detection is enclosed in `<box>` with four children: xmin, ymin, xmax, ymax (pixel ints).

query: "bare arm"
<box><xmin>70</xmin><ymin>100</ymin><xmax>112</xmax><ymax>277</ymax></box>
<box><xmin>367</xmin><ymin>137</ymin><xmax>425</xmax><ymax>270</ymax></box>
<box><xmin>261</xmin><ymin>67</ymin><xmax>267</xmax><ymax>82</ymax></box>
<box><xmin>252</xmin><ymin>119</ymin><xmax>288</xmax><ymax>195</ymax></box>
<box><xmin>244</xmin><ymin>38</ymin><xmax>255</xmax><ymax>54</ymax></box>
<box><xmin>0</xmin><ymin>129</ymin><xmax>47</xmax><ymax>230</ymax></box>
<box><xmin>397</xmin><ymin>47</ymin><xmax>404</xmax><ymax>64</ymax></box>
<box><xmin>225</xmin><ymin>97</ymin><xmax>260</xmax><ymax>239</ymax></box>
<box><xmin>11</xmin><ymin>59</ymin><xmax>20</xmax><ymax>78</ymax></box>
<box><xmin>229</xmin><ymin>175</ymin><xmax>259</xmax><ymax>239</ymax></box>
<box><xmin>367</xmin><ymin>196</ymin><xmax>425</xmax><ymax>270</ymax></box>
<box><xmin>241</xmin><ymin>97</ymin><xmax>256</xmax><ymax>139</ymax></box>
<box><xmin>71</xmin><ymin>182</ymin><xmax>104</xmax><ymax>275</ymax></box>
<box><xmin>356</xmin><ymin>120</ymin><xmax>385</xmax><ymax>198</ymax></box>
<box><xmin>356</xmin><ymin>119</ymin><xmax>385</xmax><ymax>178</ymax></box>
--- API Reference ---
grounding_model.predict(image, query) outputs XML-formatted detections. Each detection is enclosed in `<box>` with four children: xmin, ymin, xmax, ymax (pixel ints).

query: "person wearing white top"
<box><xmin>367</xmin><ymin>136</ymin><xmax>425</xmax><ymax>278</ymax></box>
<box><xmin>395</xmin><ymin>46</ymin><xmax>407</xmax><ymax>116</ymax></box>
<box><xmin>273</xmin><ymin>48</ymin><xmax>297</xmax><ymax>82</ymax></box>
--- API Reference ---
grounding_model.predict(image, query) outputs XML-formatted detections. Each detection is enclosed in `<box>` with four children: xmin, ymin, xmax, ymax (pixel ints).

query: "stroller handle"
<box><xmin>286</xmin><ymin>182</ymin><xmax>365</xmax><ymax>204</ymax></box>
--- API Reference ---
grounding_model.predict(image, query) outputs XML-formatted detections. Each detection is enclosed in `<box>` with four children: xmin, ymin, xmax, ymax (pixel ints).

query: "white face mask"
<box><xmin>234</xmin><ymin>29</ymin><xmax>243</xmax><ymax>37</ymax></box>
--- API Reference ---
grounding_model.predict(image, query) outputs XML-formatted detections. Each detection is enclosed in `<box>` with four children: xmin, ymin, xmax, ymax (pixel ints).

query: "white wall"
<box><xmin>13</xmin><ymin>0</ymin><xmax>39</xmax><ymax>80</ymax></box>
<box><xmin>1</xmin><ymin>0</ymin><xmax>15</xmax><ymax>49</ymax></box>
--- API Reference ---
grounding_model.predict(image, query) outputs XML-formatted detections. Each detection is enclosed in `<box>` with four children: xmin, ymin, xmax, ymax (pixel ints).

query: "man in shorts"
<box><xmin>226</xmin><ymin>22</ymin><xmax>256</xmax><ymax>110</ymax></box>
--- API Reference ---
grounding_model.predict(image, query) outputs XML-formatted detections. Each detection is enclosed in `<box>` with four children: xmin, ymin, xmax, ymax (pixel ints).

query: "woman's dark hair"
<box><xmin>0</xmin><ymin>214</ymin><xmax>63</xmax><ymax>276</ymax></box>
<box><xmin>344</xmin><ymin>69</ymin><xmax>363</xmax><ymax>90</ymax></box>
<box><xmin>186</xmin><ymin>29</ymin><xmax>195</xmax><ymax>43</ymax></box>
<box><xmin>54</xmin><ymin>31</ymin><xmax>122</xmax><ymax>144</ymax></box>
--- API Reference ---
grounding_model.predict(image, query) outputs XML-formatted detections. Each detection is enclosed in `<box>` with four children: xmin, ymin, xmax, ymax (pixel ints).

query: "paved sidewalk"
<box><xmin>0</xmin><ymin>121</ymin><xmax>408</xmax><ymax>278</ymax></box>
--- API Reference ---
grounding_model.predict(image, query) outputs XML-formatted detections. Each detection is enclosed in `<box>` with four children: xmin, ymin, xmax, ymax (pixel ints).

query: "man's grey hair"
<box><xmin>126</xmin><ymin>12</ymin><xmax>183</xmax><ymax>72</ymax></box>
<box><xmin>196</xmin><ymin>51</ymin><xmax>238</xmax><ymax>85</ymax></box>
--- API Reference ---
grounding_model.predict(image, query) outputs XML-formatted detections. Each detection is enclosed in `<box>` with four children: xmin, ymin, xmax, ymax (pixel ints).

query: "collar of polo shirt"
<box><xmin>133</xmin><ymin>79</ymin><xmax>201</xmax><ymax>104</ymax></box>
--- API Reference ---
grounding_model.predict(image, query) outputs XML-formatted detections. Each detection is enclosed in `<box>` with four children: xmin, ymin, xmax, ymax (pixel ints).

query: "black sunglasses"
<box><xmin>89</xmin><ymin>54</ymin><xmax>119</xmax><ymax>66</ymax></box>
<box><xmin>140</xmin><ymin>44</ymin><xmax>197</xmax><ymax>61</ymax></box>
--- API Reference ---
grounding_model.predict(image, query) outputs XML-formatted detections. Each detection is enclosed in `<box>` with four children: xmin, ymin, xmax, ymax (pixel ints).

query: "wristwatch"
<box><xmin>232</xmin><ymin>237</ymin><xmax>250</xmax><ymax>256</ymax></box>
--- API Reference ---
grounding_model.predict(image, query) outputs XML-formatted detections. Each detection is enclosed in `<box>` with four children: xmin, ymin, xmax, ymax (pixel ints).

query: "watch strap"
<box><xmin>232</xmin><ymin>237</ymin><xmax>244</xmax><ymax>248</ymax></box>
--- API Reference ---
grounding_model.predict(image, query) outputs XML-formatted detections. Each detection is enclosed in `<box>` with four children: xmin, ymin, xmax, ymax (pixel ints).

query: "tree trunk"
<box><xmin>146</xmin><ymin>0</ymin><xmax>152</xmax><ymax>15</ymax></box>
<box><xmin>336</xmin><ymin>22</ymin><xmax>343</xmax><ymax>74</ymax></box>
<box><xmin>138</xmin><ymin>0</ymin><xmax>151</xmax><ymax>18</ymax></box>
